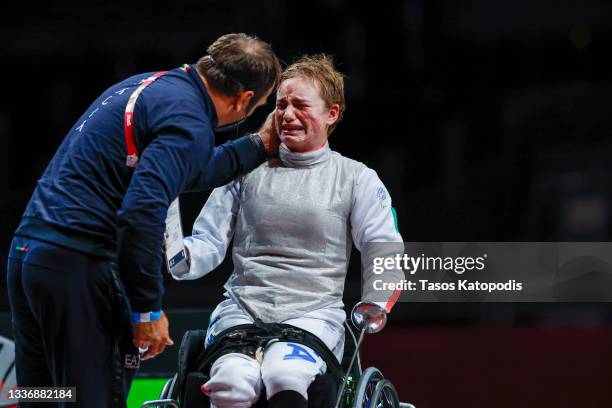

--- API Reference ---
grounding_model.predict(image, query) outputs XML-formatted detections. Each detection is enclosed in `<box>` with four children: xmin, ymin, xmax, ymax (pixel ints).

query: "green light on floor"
<box><xmin>127</xmin><ymin>377</ymin><xmax>168</xmax><ymax>408</ymax></box>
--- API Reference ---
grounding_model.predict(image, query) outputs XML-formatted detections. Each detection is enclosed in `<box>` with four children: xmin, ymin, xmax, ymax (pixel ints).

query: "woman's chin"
<box><xmin>281</xmin><ymin>135</ymin><xmax>305</xmax><ymax>148</ymax></box>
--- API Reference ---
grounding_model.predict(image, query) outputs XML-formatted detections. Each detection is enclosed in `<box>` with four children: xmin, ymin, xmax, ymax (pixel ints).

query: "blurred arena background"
<box><xmin>1</xmin><ymin>0</ymin><xmax>612</xmax><ymax>406</ymax></box>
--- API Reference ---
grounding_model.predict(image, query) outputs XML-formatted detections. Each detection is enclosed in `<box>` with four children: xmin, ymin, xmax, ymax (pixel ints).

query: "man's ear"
<box><xmin>326</xmin><ymin>104</ymin><xmax>340</xmax><ymax>126</ymax></box>
<box><xmin>233</xmin><ymin>90</ymin><xmax>255</xmax><ymax>112</ymax></box>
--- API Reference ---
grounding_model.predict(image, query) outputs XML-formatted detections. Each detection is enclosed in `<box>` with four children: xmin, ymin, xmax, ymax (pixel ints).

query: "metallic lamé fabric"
<box><xmin>225</xmin><ymin>143</ymin><xmax>366</xmax><ymax>322</ymax></box>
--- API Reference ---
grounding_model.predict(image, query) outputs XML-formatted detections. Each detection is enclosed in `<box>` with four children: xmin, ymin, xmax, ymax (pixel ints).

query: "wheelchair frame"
<box><xmin>141</xmin><ymin>321</ymin><xmax>415</xmax><ymax>408</ymax></box>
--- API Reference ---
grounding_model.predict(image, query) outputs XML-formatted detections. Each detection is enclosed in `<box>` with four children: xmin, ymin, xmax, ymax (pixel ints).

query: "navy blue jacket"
<box><xmin>15</xmin><ymin>65</ymin><xmax>265</xmax><ymax>312</ymax></box>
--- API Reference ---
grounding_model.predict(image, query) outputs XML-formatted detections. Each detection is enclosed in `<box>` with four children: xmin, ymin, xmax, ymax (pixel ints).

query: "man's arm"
<box><xmin>187</xmin><ymin>111</ymin><xmax>278</xmax><ymax>191</ymax></box>
<box><xmin>176</xmin><ymin>179</ymin><xmax>241</xmax><ymax>280</ymax></box>
<box><xmin>188</xmin><ymin>135</ymin><xmax>265</xmax><ymax>192</ymax></box>
<box><xmin>117</xmin><ymin>100</ymin><xmax>265</xmax><ymax>313</ymax></box>
<box><xmin>350</xmin><ymin>168</ymin><xmax>405</xmax><ymax>313</ymax></box>
<box><xmin>117</xmin><ymin>98</ymin><xmax>269</xmax><ymax>360</ymax></box>
<box><xmin>117</xmin><ymin>126</ymin><xmax>200</xmax><ymax>360</ymax></box>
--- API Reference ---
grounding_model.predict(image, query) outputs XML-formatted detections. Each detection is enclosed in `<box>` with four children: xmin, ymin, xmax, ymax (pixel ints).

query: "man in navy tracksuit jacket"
<box><xmin>6</xmin><ymin>33</ymin><xmax>281</xmax><ymax>407</ymax></box>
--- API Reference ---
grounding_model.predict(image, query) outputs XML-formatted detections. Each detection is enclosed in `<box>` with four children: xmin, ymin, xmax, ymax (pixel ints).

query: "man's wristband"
<box><xmin>132</xmin><ymin>310</ymin><xmax>163</xmax><ymax>323</ymax></box>
<box><xmin>248</xmin><ymin>132</ymin><xmax>266</xmax><ymax>160</ymax></box>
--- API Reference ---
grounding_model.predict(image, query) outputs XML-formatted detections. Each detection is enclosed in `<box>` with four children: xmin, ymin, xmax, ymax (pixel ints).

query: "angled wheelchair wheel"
<box><xmin>140</xmin><ymin>399</ymin><xmax>180</xmax><ymax>408</ymax></box>
<box><xmin>140</xmin><ymin>375</ymin><xmax>178</xmax><ymax>408</ymax></box>
<box><xmin>353</xmin><ymin>367</ymin><xmax>384</xmax><ymax>408</ymax></box>
<box><xmin>161</xmin><ymin>374</ymin><xmax>177</xmax><ymax>398</ymax></box>
<box><xmin>370</xmin><ymin>379</ymin><xmax>400</xmax><ymax>408</ymax></box>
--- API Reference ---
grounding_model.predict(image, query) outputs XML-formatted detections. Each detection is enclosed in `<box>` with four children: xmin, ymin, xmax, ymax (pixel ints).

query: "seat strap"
<box><xmin>194</xmin><ymin>322</ymin><xmax>344</xmax><ymax>383</ymax></box>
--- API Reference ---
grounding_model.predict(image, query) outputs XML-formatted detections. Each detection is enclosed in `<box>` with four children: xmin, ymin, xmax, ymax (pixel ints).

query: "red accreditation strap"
<box><xmin>123</xmin><ymin>71</ymin><xmax>168</xmax><ymax>167</ymax></box>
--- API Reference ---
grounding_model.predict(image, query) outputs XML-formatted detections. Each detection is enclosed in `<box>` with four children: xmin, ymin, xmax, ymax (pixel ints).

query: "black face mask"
<box><xmin>213</xmin><ymin>116</ymin><xmax>247</xmax><ymax>139</ymax></box>
<box><xmin>213</xmin><ymin>116</ymin><xmax>247</xmax><ymax>134</ymax></box>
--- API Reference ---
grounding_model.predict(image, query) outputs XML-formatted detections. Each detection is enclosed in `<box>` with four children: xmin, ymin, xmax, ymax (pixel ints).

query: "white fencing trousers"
<box><xmin>204</xmin><ymin>353</ymin><xmax>263</xmax><ymax>408</ymax></box>
<box><xmin>203</xmin><ymin>299</ymin><xmax>345</xmax><ymax>407</ymax></box>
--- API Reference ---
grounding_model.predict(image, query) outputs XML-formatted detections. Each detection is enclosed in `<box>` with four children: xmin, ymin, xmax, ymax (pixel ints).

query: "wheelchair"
<box><xmin>141</xmin><ymin>302</ymin><xmax>415</xmax><ymax>408</ymax></box>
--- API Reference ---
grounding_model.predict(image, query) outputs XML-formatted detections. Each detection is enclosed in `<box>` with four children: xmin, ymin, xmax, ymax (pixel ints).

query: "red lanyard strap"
<box><xmin>123</xmin><ymin>71</ymin><xmax>168</xmax><ymax>167</ymax></box>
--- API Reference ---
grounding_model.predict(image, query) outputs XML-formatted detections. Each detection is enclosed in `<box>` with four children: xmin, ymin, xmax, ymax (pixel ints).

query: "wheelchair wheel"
<box><xmin>352</xmin><ymin>367</ymin><xmax>384</xmax><ymax>408</ymax></box>
<box><xmin>139</xmin><ymin>375</ymin><xmax>177</xmax><ymax>408</ymax></box>
<box><xmin>160</xmin><ymin>374</ymin><xmax>177</xmax><ymax>398</ymax></box>
<box><xmin>370</xmin><ymin>379</ymin><xmax>400</xmax><ymax>408</ymax></box>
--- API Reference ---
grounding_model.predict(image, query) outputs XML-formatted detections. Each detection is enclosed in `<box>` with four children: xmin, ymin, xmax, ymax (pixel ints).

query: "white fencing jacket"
<box><xmin>176</xmin><ymin>143</ymin><xmax>404</xmax><ymax>322</ymax></box>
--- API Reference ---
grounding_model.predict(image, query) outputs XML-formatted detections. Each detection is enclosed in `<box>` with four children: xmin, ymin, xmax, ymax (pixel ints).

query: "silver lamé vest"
<box><xmin>224</xmin><ymin>143</ymin><xmax>366</xmax><ymax>322</ymax></box>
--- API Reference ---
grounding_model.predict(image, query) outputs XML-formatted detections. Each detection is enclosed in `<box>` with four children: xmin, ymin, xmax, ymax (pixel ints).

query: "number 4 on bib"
<box><xmin>283</xmin><ymin>343</ymin><xmax>317</xmax><ymax>363</ymax></box>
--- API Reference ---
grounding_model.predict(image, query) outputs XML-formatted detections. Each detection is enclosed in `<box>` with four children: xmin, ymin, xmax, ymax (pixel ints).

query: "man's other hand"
<box><xmin>258</xmin><ymin>111</ymin><xmax>280</xmax><ymax>157</ymax></box>
<box><xmin>133</xmin><ymin>312</ymin><xmax>174</xmax><ymax>360</ymax></box>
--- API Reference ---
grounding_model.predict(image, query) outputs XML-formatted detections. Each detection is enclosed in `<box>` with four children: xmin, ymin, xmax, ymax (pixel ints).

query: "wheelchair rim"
<box><xmin>370</xmin><ymin>379</ymin><xmax>400</xmax><ymax>408</ymax></box>
<box><xmin>160</xmin><ymin>375</ymin><xmax>174</xmax><ymax>399</ymax></box>
<box><xmin>352</xmin><ymin>367</ymin><xmax>384</xmax><ymax>408</ymax></box>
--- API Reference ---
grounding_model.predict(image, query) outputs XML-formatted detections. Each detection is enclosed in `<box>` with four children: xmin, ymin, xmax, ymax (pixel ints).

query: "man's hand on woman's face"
<box><xmin>258</xmin><ymin>111</ymin><xmax>280</xmax><ymax>157</ymax></box>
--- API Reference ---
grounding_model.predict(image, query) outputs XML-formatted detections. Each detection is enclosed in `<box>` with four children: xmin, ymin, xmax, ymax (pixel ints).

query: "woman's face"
<box><xmin>274</xmin><ymin>77</ymin><xmax>339</xmax><ymax>152</ymax></box>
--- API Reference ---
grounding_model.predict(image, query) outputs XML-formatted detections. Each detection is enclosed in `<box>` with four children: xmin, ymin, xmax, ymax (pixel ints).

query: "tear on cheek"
<box><xmin>300</xmin><ymin>112</ymin><xmax>321</xmax><ymax>133</ymax></box>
